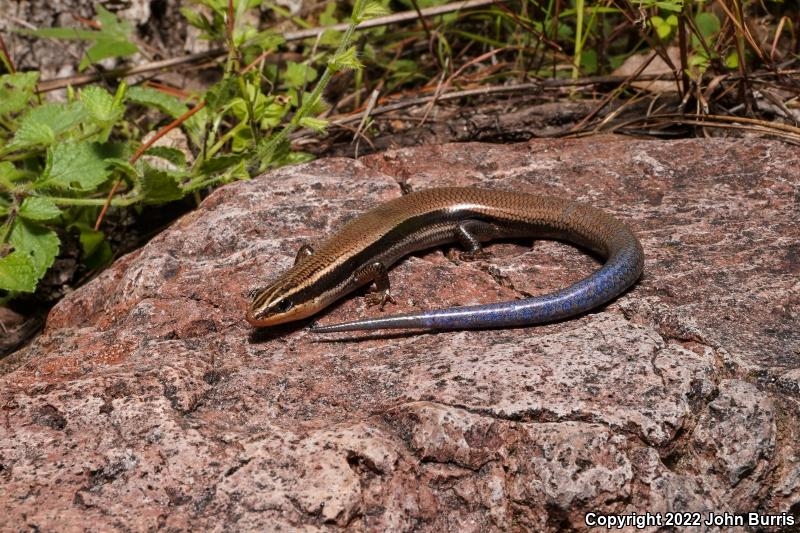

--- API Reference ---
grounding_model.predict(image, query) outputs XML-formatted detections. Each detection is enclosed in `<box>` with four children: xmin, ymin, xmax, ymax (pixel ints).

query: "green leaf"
<box><xmin>0</xmin><ymin>72</ymin><xmax>39</xmax><ymax>116</ymax></box>
<box><xmin>39</xmin><ymin>142</ymin><xmax>110</xmax><ymax>191</ymax></box>
<box><xmin>244</xmin><ymin>30</ymin><xmax>285</xmax><ymax>51</ymax></box>
<box><xmin>358</xmin><ymin>1</ymin><xmax>391</xmax><ymax>21</ymax></box>
<box><xmin>0</xmin><ymin>162</ymin><xmax>21</xmax><ymax>190</ymax></box>
<box><xmin>144</xmin><ymin>146</ymin><xmax>187</xmax><ymax>168</ymax></box>
<box><xmin>284</xmin><ymin>61</ymin><xmax>318</xmax><ymax>89</ymax></box>
<box><xmin>126</xmin><ymin>86</ymin><xmax>205</xmax><ymax>147</ymax></box>
<box><xmin>320</xmin><ymin>2</ymin><xmax>339</xmax><ymax>25</ymax></box>
<box><xmin>198</xmin><ymin>154</ymin><xmax>245</xmax><ymax>174</ymax></box>
<box><xmin>11</xmin><ymin>120</ymin><xmax>55</xmax><ymax>148</ymax></box>
<box><xmin>20</xmin><ymin>27</ymin><xmax>99</xmax><ymax>41</ymax></box>
<box><xmin>79</xmin><ymin>38</ymin><xmax>138</xmax><ymax>71</ymax></box>
<box><xmin>396</xmin><ymin>0</ymin><xmax>447</xmax><ymax>8</ymax></box>
<box><xmin>299</xmin><ymin>116</ymin><xmax>329</xmax><ymax>133</ymax></box>
<box><xmin>9</xmin><ymin>218</ymin><xmax>60</xmax><ymax>280</ymax></box>
<box><xmin>71</xmin><ymin>222</ymin><xmax>113</xmax><ymax>270</ymax></box>
<box><xmin>306</xmin><ymin>94</ymin><xmax>329</xmax><ymax>115</ymax></box>
<box><xmin>81</xmin><ymin>85</ymin><xmax>124</xmax><ymax>125</ymax></box>
<box><xmin>694</xmin><ymin>12</ymin><xmax>720</xmax><ymax>38</ymax></box>
<box><xmin>140</xmin><ymin>164</ymin><xmax>184</xmax><ymax>204</ymax></box>
<box><xmin>18</xmin><ymin>197</ymin><xmax>62</xmax><ymax>221</ymax></box>
<box><xmin>329</xmin><ymin>46</ymin><xmax>364</xmax><ymax>71</ymax></box>
<box><xmin>105</xmin><ymin>157</ymin><xmax>138</xmax><ymax>179</ymax></box>
<box><xmin>259</xmin><ymin>101</ymin><xmax>289</xmax><ymax>129</ymax></box>
<box><xmin>654</xmin><ymin>0</ymin><xmax>684</xmax><ymax>12</ymax></box>
<box><xmin>205</xmin><ymin>77</ymin><xmax>240</xmax><ymax>112</ymax></box>
<box><xmin>580</xmin><ymin>49</ymin><xmax>598</xmax><ymax>74</ymax></box>
<box><xmin>79</xmin><ymin>6</ymin><xmax>138</xmax><ymax>71</ymax></box>
<box><xmin>20</xmin><ymin>6</ymin><xmax>138</xmax><ymax>72</ymax></box>
<box><xmin>180</xmin><ymin>7</ymin><xmax>213</xmax><ymax>32</ymax></box>
<box><xmin>0</xmin><ymin>251</ymin><xmax>38</xmax><ymax>292</ymax></box>
<box><xmin>10</xmin><ymin>102</ymin><xmax>88</xmax><ymax>149</ymax></box>
<box><xmin>126</xmin><ymin>86</ymin><xmax>188</xmax><ymax>118</ymax></box>
<box><xmin>649</xmin><ymin>16</ymin><xmax>673</xmax><ymax>39</ymax></box>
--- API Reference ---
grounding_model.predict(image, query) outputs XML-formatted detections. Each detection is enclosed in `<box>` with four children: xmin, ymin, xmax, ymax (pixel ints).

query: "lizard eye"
<box><xmin>274</xmin><ymin>299</ymin><xmax>294</xmax><ymax>313</ymax></box>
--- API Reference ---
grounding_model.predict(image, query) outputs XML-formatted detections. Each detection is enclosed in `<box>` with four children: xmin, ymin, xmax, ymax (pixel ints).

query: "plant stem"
<box><xmin>207</xmin><ymin>121</ymin><xmax>249</xmax><ymax>159</ymax></box>
<box><xmin>0</xmin><ymin>214</ymin><xmax>15</xmax><ymax>246</ymax></box>
<box><xmin>50</xmin><ymin>194</ymin><xmax>143</xmax><ymax>207</ymax></box>
<box><xmin>572</xmin><ymin>0</ymin><xmax>584</xmax><ymax>80</ymax></box>
<box><xmin>256</xmin><ymin>22</ymin><xmax>358</xmax><ymax>168</ymax></box>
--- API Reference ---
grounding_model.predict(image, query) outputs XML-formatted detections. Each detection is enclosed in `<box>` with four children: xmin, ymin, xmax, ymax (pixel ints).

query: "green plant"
<box><xmin>0</xmin><ymin>0</ymin><xmax>389</xmax><ymax>302</ymax></box>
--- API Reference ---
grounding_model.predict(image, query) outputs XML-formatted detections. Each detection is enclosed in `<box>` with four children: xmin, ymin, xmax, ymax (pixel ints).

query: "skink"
<box><xmin>246</xmin><ymin>187</ymin><xmax>644</xmax><ymax>332</ymax></box>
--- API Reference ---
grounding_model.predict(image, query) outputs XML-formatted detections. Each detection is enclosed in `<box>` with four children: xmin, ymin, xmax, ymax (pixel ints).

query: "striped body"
<box><xmin>246</xmin><ymin>187</ymin><xmax>644</xmax><ymax>332</ymax></box>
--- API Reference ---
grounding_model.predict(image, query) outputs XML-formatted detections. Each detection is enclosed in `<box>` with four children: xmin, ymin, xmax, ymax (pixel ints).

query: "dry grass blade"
<box><xmin>609</xmin><ymin>113</ymin><xmax>800</xmax><ymax>144</ymax></box>
<box><xmin>570</xmin><ymin>51</ymin><xmax>660</xmax><ymax>132</ymax></box>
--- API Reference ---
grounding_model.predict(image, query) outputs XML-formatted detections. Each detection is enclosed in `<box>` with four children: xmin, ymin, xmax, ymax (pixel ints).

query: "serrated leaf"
<box><xmin>284</xmin><ymin>61</ymin><xmax>318</xmax><ymax>89</ymax></box>
<box><xmin>19</xmin><ymin>197</ymin><xmax>62</xmax><ymax>221</ymax></box>
<box><xmin>307</xmin><ymin>94</ymin><xmax>329</xmax><ymax>115</ymax></box>
<box><xmin>199</xmin><ymin>154</ymin><xmax>245</xmax><ymax>174</ymax></box>
<box><xmin>126</xmin><ymin>87</ymin><xmax>206</xmax><ymax>148</ymax></box>
<box><xmin>396</xmin><ymin>0</ymin><xmax>446</xmax><ymax>8</ymax></box>
<box><xmin>10</xmin><ymin>102</ymin><xmax>88</xmax><ymax>149</ymax></box>
<box><xmin>81</xmin><ymin>85</ymin><xmax>124</xmax><ymax>124</ymax></box>
<box><xmin>298</xmin><ymin>116</ymin><xmax>328</xmax><ymax>133</ymax></box>
<box><xmin>329</xmin><ymin>46</ymin><xmax>364</xmax><ymax>71</ymax></box>
<box><xmin>319</xmin><ymin>28</ymin><xmax>344</xmax><ymax>47</ymax></box>
<box><xmin>359</xmin><ymin>1</ymin><xmax>391</xmax><ymax>21</ymax></box>
<box><xmin>39</xmin><ymin>142</ymin><xmax>110</xmax><ymax>191</ymax></box>
<box><xmin>245</xmin><ymin>30</ymin><xmax>285</xmax><ymax>51</ymax></box>
<box><xmin>260</xmin><ymin>101</ymin><xmax>289</xmax><ymax>129</ymax></box>
<box><xmin>0</xmin><ymin>162</ymin><xmax>21</xmax><ymax>190</ymax></box>
<box><xmin>0</xmin><ymin>251</ymin><xmax>38</xmax><ymax>292</ymax></box>
<box><xmin>126</xmin><ymin>86</ymin><xmax>187</xmax><ymax>118</ymax></box>
<box><xmin>205</xmin><ymin>77</ymin><xmax>241</xmax><ymax>112</ymax></box>
<box><xmin>105</xmin><ymin>157</ymin><xmax>138</xmax><ymax>179</ymax></box>
<box><xmin>140</xmin><ymin>164</ymin><xmax>184</xmax><ymax>204</ymax></box>
<box><xmin>9</xmin><ymin>219</ymin><xmax>60</xmax><ymax>279</ymax></box>
<box><xmin>180</xmin><ymin>7</ymin><xmax>212</xmax><ymax>31</ymax></box>
<box><xmin>144</xmin><ymin>146</ymin><xmax>187</xmax><ymax>168</ymax></box>
<box><xmin>0</xmin><ymin>72</ymin><xmax>40</xmax><ymax>116</ymax></box>
<box><xmin>11</xmin><ymin>121</ymin><xmax>55</xmax><ymax>148</ymax></box>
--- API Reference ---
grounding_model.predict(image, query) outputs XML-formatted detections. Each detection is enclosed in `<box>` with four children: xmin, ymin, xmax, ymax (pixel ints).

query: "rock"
<box><xmin>1</xmin><ymin>137</ymin><xmax>798</xmax><ymax>531</ymax></box>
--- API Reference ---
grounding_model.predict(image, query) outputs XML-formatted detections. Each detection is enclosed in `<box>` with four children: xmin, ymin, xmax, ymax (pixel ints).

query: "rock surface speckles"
<box><xmin>1</xmin><ymin>137</ymin><xmax>798</xmax><ymax>531</ymax></box>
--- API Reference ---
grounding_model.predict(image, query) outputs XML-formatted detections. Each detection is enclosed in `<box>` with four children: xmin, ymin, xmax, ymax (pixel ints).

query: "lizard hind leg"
<box><xmin>454</xmin><ymin>219</ymin><xmax>497</xmax><ymax>261</ymax></box>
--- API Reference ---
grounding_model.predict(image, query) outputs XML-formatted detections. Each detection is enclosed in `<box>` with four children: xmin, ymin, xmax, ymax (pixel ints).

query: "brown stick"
<box><xmin>93</xmin><ymin>102</ymin><xmax>206</xmax><ymax>230</ymax></box>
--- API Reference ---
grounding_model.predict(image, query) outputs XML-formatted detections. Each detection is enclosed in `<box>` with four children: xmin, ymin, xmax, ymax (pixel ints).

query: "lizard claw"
<box><xmin>365</xmin><ymin>290</ymin><xmax>397</xmax><ymax>310</ymax></box>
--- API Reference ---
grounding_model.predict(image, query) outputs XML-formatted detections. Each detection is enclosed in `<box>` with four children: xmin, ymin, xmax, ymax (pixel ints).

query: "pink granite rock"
<box><xmin>1</xmin><ymin>137</ymin><xmax>798</xmax><ymax>531</ymax></box>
